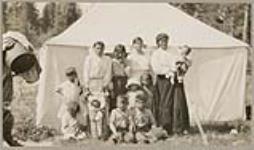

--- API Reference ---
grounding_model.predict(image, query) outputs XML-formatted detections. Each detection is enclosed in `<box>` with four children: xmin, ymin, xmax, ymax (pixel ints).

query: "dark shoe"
<box><xmin>7</xmin><ymin>139</ymin><xmax>23</xmax><ymax>146</ymax></box>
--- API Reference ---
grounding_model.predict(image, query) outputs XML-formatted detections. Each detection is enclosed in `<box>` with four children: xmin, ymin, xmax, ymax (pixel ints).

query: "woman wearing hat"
<box><xmin>150</xmin><ymin>33</ymin><xmax>190</xmax><ymax>135</ymax></box>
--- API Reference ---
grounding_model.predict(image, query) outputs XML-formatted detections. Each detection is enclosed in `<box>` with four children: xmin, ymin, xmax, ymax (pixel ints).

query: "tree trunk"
<box><xmin>242</xmin><ymin>5</ymin><xmax>249</xmax><ymax>42</ymax></box>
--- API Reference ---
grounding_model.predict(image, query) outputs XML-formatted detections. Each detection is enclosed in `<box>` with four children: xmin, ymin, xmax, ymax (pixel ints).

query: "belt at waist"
<box><xmin>157</xmin><ymin>75</ymin><xmax>168</xmax><ymax>78</ymax></box>
<box><xmin>116</xmin><ymin>127</ymin><xmax>129</xmax><ymax>132</ymax></box>
<box><xmin>89</xmin><ymin>77</ymin><xmax>103</xmax><ymax>80</ymax></box>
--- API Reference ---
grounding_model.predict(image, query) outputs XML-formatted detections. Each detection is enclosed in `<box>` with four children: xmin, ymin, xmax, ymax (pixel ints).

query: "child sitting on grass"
<box><xmin>61</xmin><ymin>101</ymin><xmax>87</xmax><ymax>140</ymax></box>
<box><xmin>129</xmin><ymin>93</ymin><xmax>168</xmax><ymax>144</ymax></box>
<box><xmin>109</xmin><ymin>95</ymin><xmax>132</xmax><ymax>144</ymax></box>
<box><xmin>129</xmin><ymin>93</ymin><xmax>157</xmax><ymax>144</ymax></box>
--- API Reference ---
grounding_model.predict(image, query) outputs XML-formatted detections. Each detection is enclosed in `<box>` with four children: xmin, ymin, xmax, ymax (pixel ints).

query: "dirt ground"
<box><xmin>9</xmin><ymin>76</ymin><xmax>252</xmax><ymax>148</ymax></box>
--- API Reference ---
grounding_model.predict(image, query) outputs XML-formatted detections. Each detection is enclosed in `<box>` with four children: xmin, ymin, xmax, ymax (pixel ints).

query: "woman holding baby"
<box><xmin>151</xmin><ymin>33</ymin><xmax>191</xmax><ymax>135</ymax></box>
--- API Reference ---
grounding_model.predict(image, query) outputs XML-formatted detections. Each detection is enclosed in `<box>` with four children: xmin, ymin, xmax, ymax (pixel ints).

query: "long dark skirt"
<box><xmin>110</xmin><ymin>76</ymin><xmax>128</xmax><ymax>111</ymax></box>
<box><xmin>154</xmin><ymin>75</ymin><xmax>190</xmax><ymax>135</ymax></box>
<box><xmin>173</xmin><ymin>82</ymin><xmax>190</xmax><ymax>134</ymax></box>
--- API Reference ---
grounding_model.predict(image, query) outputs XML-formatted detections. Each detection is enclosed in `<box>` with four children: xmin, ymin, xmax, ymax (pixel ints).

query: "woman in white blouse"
<box><xmin>151</xmin><ymin>33</ymin><xmax>190</xmax><ymax>135</ymax></box>
<box><xmin>126</xmin><ymin>37</ymin><xmax>151</xmax><ymax>81</ymax></box>
<box><xmin>83</xmin><ymin>41</ymin><xmax>112</xmax><ymax>93</ymax></box>
<box><xmin>83</xmin><ymin>41</ymin><xmax>113</xmax><ymax>139</ymax></box>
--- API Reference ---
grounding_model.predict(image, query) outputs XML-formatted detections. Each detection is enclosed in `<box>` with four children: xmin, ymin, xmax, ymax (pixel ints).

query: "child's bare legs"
<box><xmin>109</xmin><ymin>131</ymin><xmax>134</xmax><ymax>144</ymax></box>
<box><xmin>135</xmin><ymin>132</ymin><xmax>150</xmax><ymax>144</ymax></box>
<box><xmin>124</xmin><ymin>132</ymin><xmax>135</xmax><ymax>143</ymax></box>
<box><xmin>89</xmin><ymin>109</ymin><xmax>97</xmax><ymax>138</ymax></box>
<box><xmin>97</xmin><ymin>118</ymin><xmax>103</xmax><ymax>138</ymax></box>
<box><xmin>89</xmin><ymin>119</ymin><xmax>103</xmax><ymax>139</ymax></box>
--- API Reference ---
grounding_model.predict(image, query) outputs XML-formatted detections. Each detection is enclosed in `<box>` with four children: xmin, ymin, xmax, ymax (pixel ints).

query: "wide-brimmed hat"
<box><xmin>65</xmin><ymin>67</ymin><xmax>77</xmax><ymax>76</ymax></box>
<box><xmin>126</xmin><ymin>78</ymin><xmax>141</xmax><ymax>88</ymax></box>
<box><xmin>135</xmin><ymin>90</ymin><xmax>147</xmax><ymax>102</ymax></box>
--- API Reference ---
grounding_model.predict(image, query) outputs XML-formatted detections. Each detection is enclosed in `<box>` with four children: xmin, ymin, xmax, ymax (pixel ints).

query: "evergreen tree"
<box><xmin>2</xmin><ymin>1</ymin><xmax>7</xmax><ymax>32</ymax></box>
<box><xmin>53</xmin><ymin>2</ymin><xmax>81</xmax><ymax>34</ymax></box>
<box><xmin>4</xmin><ymin>2</ymin><xmax>40</xmax><ymax>47</ymax></box>
<box><xmin>40</xmin><ymin>2</ymin><xmax>56</xmax><ymax>33</ymax></box>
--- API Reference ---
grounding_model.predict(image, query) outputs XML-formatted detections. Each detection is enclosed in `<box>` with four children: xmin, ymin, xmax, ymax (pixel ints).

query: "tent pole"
<box><xmin>190</xmin><ymin>102</ymin><xmax>209</xmax><ymax>145</ymax></box>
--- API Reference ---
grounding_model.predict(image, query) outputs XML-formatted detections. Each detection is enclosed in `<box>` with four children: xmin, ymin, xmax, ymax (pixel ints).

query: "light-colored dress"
<box><xmin>61</xmin><ymin>112</ymin><xmax>86</xmax><ymax>140</ymax></box>
<box><xmin>127</xmin><ymin>50</ymin><xmax>151</xmax><ymax>81</ymax></box>
<box><xmin>87</xmin><ymin>92</ymin><xmax>107</xmax><ymax>138</ymax></box>
<box><xmin>83</xmin><ymin>51</ymin><xmax>112</xmax><ymax>93</ymax></box>
<box><xmin>56</xmin><ymin>80</ymin><xmax>82</xmax><ymax>119</ymax></box>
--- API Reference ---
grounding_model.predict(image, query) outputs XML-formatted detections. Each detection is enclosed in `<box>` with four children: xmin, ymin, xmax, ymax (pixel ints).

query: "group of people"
<box><xmin>56</xmin><ymin>33</ymin><xmax>192</xmax><ymax>144</ymax></box>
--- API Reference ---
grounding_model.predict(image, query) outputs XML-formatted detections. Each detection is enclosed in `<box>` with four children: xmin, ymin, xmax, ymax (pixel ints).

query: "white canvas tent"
<box><xmin>36</xmin><ymin>3</ymin><xmax>249</xmax><ymax>129</ymax></box>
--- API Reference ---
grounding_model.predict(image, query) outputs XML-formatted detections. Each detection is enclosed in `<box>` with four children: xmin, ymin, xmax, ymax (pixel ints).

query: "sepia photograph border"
<box><xmin>0</xmin><ymin>0</ymin><xmax>253</xmax><ymax>149</ymax></box>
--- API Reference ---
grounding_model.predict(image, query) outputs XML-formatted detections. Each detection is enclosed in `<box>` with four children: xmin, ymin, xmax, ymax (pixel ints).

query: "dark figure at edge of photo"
<box><xmin>2</xmin><ymin>31</ymin><xmax>41</xmax><ymax>146</ymax></box>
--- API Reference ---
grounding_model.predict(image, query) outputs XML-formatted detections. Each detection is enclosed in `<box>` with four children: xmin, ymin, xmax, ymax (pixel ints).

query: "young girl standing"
<box><xmin>56</xmin><ymin>67</ymin><xmax>87</xmax><ymax>130</ymax></box>
<box><xmin>110</xmin><ymin>44</ymin><xmax>129</xmax><ymax>111</ymax></box>
<box><xmin>61</xmin><ymin>101</ymin><xmax>87</xmax><ymax>140</ymax></box>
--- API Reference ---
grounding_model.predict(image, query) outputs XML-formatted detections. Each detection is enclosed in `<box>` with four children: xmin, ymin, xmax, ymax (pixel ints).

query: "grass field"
<box><xmin>9</xmin><ymin>74</ymin><xmax>252</xmax><ymax>147</ymax></box>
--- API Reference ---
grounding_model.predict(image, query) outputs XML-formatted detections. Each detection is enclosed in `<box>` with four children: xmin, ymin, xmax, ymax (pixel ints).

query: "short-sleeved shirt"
<box><xmin>110</xmin><ymin>108</ymin><xmax>129</xmax><ymax>129</ymax></box>
<box><xmin>130</xmin><ymin>108</ymin><xmax>156</xmax><ymax>128</ymax></box>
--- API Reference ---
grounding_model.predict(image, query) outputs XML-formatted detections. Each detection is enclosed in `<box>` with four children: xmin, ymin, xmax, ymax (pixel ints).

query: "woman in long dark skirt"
<box><xmin>172</xmin><ymin>46</ymin><xmax>192</xmax><ymax>134</ymax></box>
<box><xmin>173</xmin><ymin>81</ymin><xmax>190</xmax><ymax>134</ymax></box>
<box><xmin>151</xmin><ymin>33</ymin><xmax>190</xmax><ymax>135</ymax></box>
